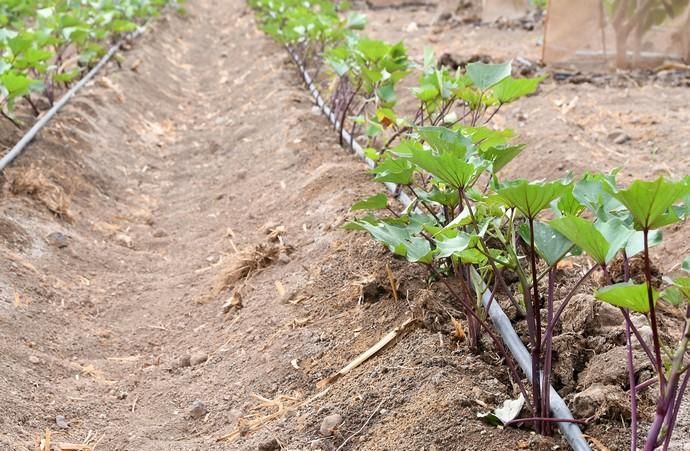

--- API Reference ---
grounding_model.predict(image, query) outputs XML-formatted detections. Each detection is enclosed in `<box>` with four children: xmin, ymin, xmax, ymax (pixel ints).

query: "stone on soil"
<box><xmin>319</xmin><ymin>413</ymin><xmax>343</xmax><ymax>436</ymax></box>
<box><xmin>190</xmin><ymin>352</ymin><xmax>208</xmax><ymax>366</ymax></box>
<box><xmin>55</xmin><ymin>415</ymin><xmax>69</xmax><ymax>429</ymax></box>
<box><xmin>189</xmin><ymin>400</ymin><xmax>208</xmax><ymax>419</ymax></box>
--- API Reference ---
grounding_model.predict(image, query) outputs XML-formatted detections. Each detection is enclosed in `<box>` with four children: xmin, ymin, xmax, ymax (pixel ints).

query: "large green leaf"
<box><xmin>497</xmin><ymin>179</ymin><xmax>568</xmax><ymax>219</ymax></box>
<box><xmin>595</xmin><ymin>218</ymin><xmax>634</xmax><ymax>264</ymax></box>
<box><xmin>409</xmin><ymin>144</ymin><xmax>484</xmax><ymax>190</ymax></box>
<box><xmin>370</xmin><ymin>156</ymin><xmax>414</xmax><ymax>184</ymax></box>
<box><xmin>519</xmin><ymin>221</ymin><xmax>572</xmax><ymax>266</ymax></box>
<box><xmin>614</xmin><ymin>177</ymin><xmax>690</xmax><ymax>230</ymax></box>
<box><xmin>481</xmin><ymin>145</ymin><xmax>524</xmax><ymax>173</ymax></box>
<box><xmin>595</xmin><ymin>282</ymin><xmax>659</xmax><ymax>313</ymax></box>
<box><xmin>435</xmin><ymin>232</ymin><xmax>475</xmax><ymax>258</ymax></box>
<box><xmin>417</xmin><ymin>126</ymin><xmax>473</xmax><ymax>159</ymax></box>
<box><xmin>466</xmin><ymin>61</ymin><xmax>511</xmax><ymax>91</ymax></box>
<box><xmin>572</xmin><ymin>175</ymin><xmax>623</xmax><ymax>221</ymax></box>
<box><xmin>491</xmin><ymin>76</ymin><xmax>545</xmax><ymax>104</ymax></box>
<box><xmin>624</xmin><ymin>229</ymin><xmax>662</xmax><ymax>258</ymax></box>
<box><xmin>550</xmin><ymin>216</ymin><xmax>610</xmax><ymax>265</ymax></box>
<box><xmin>356</xmin><ymin>220</ymin><xmax>433</xmax><ymax>263</ymax></box>
<box><xmin>351</xmin><ymin>193</ymin><xmax>388</xmax><ymax>211</ymax></box>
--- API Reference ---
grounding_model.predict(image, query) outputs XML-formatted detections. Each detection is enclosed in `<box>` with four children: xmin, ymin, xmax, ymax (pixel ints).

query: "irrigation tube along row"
<box><xmin>285</xmin><ymin>46</ymin><xmax>592</xmax><ymax>451</ymax></box>
<box><xmin>0</xmin><ymin>28</ymin><xmax>146</xmax><ymax>172</ymax></box>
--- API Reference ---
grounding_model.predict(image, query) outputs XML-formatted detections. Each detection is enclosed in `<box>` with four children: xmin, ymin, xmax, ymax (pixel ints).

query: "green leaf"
<box><xmin>435</xmin><ymin>232</ymin><xmax>474</xmax><ymax>258</ymax></box>
<box><xmin>595</xmin><ymin>282</ymin><xmax>659</xmax><ymax>313</ymax></box>
<box><xmin>614</xmin><ymin>177</ymin><xmax>690</xmax><ymax>230</ymax></box>
<box><xmin>625</xmin><ymin>230</ymin><xmax>662</xmax><ymax>258</ymax></box>
<box><xmin>572</xmin><ymin>175</ymin><xmax>623</xmax><ymax>221</ymax></box>
<box><xmin>370</xmin><ymin>155</ymin><xmax>414</xmax><ymax>184</ymax></box>
<box><xmin>519</xmin><ymin>221</ymin><xmax>572</xmax><ymax>266</ymax></box>
<box><xmin>661</xmin><ymin>286</ymin><xmax>684</xmax><ymax>306</ymax></box>
<box><xmin>491</xmin><ymin>76</ymin><xmax>545</xmax><ymax>104</ymax></box>
<box><xmin>670</xmin><ymin>276</ymin><xmax>690</xmax><ymax>300</ymax></box>
<box><xmin>417</xmin><ymin>126</ymin><xmax>472</xmax><ymax>159</ymax></box>
<box><xmin>409</xmin><ymin>144</ymin><xmax>484</xmax><ymax>190</ymax></box>
<box><xmin>351</xmin><ymin>193</ymin><xmax>388</xmax><ymax>211</ymax></box>
<box><xmin>481</xmin><ymin>145</ymin><xmax>524</xmax><ymax>173</ymax></box>
<box><xmin>345</xmin><ymin>11</ymin><xmax>366</xmax><ymax>29</ymax></box>
<box><xmin>466</xmin><ymin>61</ymin><xmax>512</xmax><ymax>91</ymax></box>
<box><xmin>595</xmin><ymin>218</ymin><xmax>634</xmax><ymax>263</ymax></box>
<box><xmin>406</xmin><ymin>237</ymin><xmax>434</xmax><ymax>263</ymax></box>
<box><xmin>497</xmin><ymin>179</ymin><xmax>568</xmax><ymax>219</ymax></box>
<box><xmin>550</xmin><ymin>216</ymin><xmax>610</xmax><ymax>265</ymax></box>
<box><xmin>682</xmin><ymin>255</ymin><xmax>690</xmax><ymax>273</ymax></box>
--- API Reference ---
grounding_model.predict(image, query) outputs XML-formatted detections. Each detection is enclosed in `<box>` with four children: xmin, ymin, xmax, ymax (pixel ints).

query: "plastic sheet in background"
<box><xmin>481</xmin><ymin>0</ymin><xmax>530</xmax><ymax>21</ymax></box>
<box><xmin>543</xmin><ymin>0</ymin><xmax>690</xmax><ymax>69</ymax></box>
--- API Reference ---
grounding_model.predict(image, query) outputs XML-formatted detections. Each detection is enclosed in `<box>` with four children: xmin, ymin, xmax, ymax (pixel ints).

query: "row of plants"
<box><xmin>0</xmin><ymin>0</ymin><xmax>180</xmax><ymax>126</ymax></box>
<box><xmin>250</xmin><ymin>0</ymin><xmax>690</xmax><ymax>449</ymax></box>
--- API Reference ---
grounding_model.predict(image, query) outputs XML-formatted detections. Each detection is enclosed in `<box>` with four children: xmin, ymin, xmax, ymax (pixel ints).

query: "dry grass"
<box><xmin>6</xmin><ymin>165</ymin><xmax>71</xmax><ymax>218</ymax></box>
<box><xmin>212</xmin><ymin>242</ymin><xmax>282</xmax><ymax>296</ymax></box>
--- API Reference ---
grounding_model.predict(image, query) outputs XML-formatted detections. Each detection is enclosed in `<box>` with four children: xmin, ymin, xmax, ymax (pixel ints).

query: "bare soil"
<box><xmin>0</xmin><ymin>0</ymin><xmax>688</xmax><ymax>450</ymax></box>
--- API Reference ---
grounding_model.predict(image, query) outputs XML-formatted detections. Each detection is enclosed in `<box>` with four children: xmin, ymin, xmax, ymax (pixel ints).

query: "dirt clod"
<box><xmin>319</xmin><ymin>413</ymin><xmax>343</xmax><ymax>436</ymax></box>
<box><xmin>257</xmin><ymin>438</ymin><xmax>281</xmax><ymax>451</ymax></box>
<box><xmin>46</xmin><ymin>232</ymin><xmax>69</xmax><ymax>248</ymax></box>
<box><xmin>190</xmin><ymin>352</ymin><xmax>208</xmax><ymax>366</ymax></box>
<box><xmin>55</xmin><ymin>415</ymin><xmax>69</xmax><ymax>429</ymax></box>
<box><xmin>572</xmin><ymin>383</ymin><xmax>630</xmax><ymax>419</ymax></box>
<box><xmin>579</xmin><ymin>346</ymin><xmax>648</xmax><ymax>389</ymax></box>
<box><xmin>176</xmin><ymin>355</ymin><xmax>192</xmax><ymax>368</ymax></box>
<box><xmin>189</xmin><ymin>400</ymin><xmax>208</xmax><ymax>419</ymax></box>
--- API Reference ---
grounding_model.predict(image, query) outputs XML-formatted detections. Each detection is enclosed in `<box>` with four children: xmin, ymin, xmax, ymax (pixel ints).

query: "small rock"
<box><xmin>319</xmin><ymin>413</ymin><xmax>343</xmax><ymax>436</ymax></box>
<box><xmin>608</xmin><ymin>130</ymin><xmax>631</xmax><ymax>145</ymax></box>
<box><xmin>46</xmin><ymin>232</ymin><xmax>69</xmax><ymax>248</ymax></box>
<box><xmin>404</xmin><ymin>22</ymin><xmax>418</xmax><ymax>32</ymax></box>
<box><xmin>114</xmin><ymin>233</ymin><xmax>133</xmax><ymax>248</ymax></box>
<box><xmin>29</xmin><ymin>355</ymin><xmax>40</xmax><ymax>364</ymax></box>
<box><xmin>222</xmin><ymin>291</ymin><xmax>242</xmax><ymax>313</ymax></box>
<box><xmin>117</xmin><ymin>391</ymin><xmax>128</xmax><ymax>400</ymax></box>
<box><xmin>237</xmin><ymin>169</ymin><xmax>248</xmax><ymax>180</ymax></box>
<box><xmin>176</xmin><ymin>355</ymin><xmax>192</xmax><ymax>368</ymax></box>
<box><xmin>55</xmin><ymin>415</ymin><xmax>69</xmax><ymax>429</ymax></box>
<box><xmin>152</xmin><ymin>230</ymin><xmax>168</xmax><ymax>238</ymax></box>
<box><xmin>189</xmin><ymin>400</ymin><xmax>208</xmax><ymax>419</ymax></box>
<box><xmin>257</xmin><ymin>438</ymin><xmax>280</xmax><ymax>451</ymax></box>
<box><xmin>278</xmin><ymin>253</ymin><xmax>291</xmax><ymax>265</ymax></box>
<box><xmin>190</xmin><ymin>352</ymin><xmax>208</xmax><ymax>366</ymax></box>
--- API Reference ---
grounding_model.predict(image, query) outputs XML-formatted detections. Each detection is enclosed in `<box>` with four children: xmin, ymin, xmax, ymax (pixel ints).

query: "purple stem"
<box><xmin>643</xmin><ymin>229</ymin><xmax>665</xmax><ymax>395</ymax></box>
<box><xmin>623</xmin><ymin>310</ymin><xmax>639</xmax><ymax>451</ymax></box>
<box><xmin>541</xmin><ymin>268</ymin><xmax>556</xmax><ymax>436</ymax></box>
<box><xmin>661</xmin><ymin>367</ymin><xmax>690</xmax><ymax>450</ymax></box>
<box><xmin>540</xmin><ymin>265</ymin><xmax>598</xmax><ymax>349</ymax></box>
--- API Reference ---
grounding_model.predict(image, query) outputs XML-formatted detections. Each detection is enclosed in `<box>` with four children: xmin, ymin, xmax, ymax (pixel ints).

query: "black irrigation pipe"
<box><xmin>0</xmin><ymin>27</ymin><xmax>147</xmax><ymax>172</ymax></box>
<box><xmin>285</xmin><ymin>45</ymin><xmax>591</xmax><ymax>451</ymax></box>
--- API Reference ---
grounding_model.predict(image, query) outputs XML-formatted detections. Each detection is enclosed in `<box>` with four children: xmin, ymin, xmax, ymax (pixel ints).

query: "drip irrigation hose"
<box><xmin>285</xmin><ymin>45</ymin><xmax>591</xmax><ymax>451</ymax></box>
<box><xmin>0</xmin><ymin>28</ymin><xmax>146</xmax><ymax>172</ymax></box>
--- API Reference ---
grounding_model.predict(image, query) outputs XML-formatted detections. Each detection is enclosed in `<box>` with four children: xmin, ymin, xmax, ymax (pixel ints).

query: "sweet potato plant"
<box><xmin>0</xmin><ymin>0</ymin><xmax>178</xmax><ymax>125</ymax></box>
<box><xmin>250</xmin><ymin>0</ymin><xmax>690</xmax><ymax>448</ymax></box>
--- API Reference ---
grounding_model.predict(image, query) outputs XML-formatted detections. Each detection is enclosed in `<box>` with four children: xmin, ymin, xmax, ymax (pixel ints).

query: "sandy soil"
<box><xmin>0</xmin><ymin>0</ymin><xmax>688</xmax><ymax>450</ymax></box>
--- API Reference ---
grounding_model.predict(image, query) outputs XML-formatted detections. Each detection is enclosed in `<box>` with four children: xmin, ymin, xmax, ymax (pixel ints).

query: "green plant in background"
<box><xmin>0</xmin><ymin>0</ymin><xmax>178</xmax><ymax>125</ymax></box>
